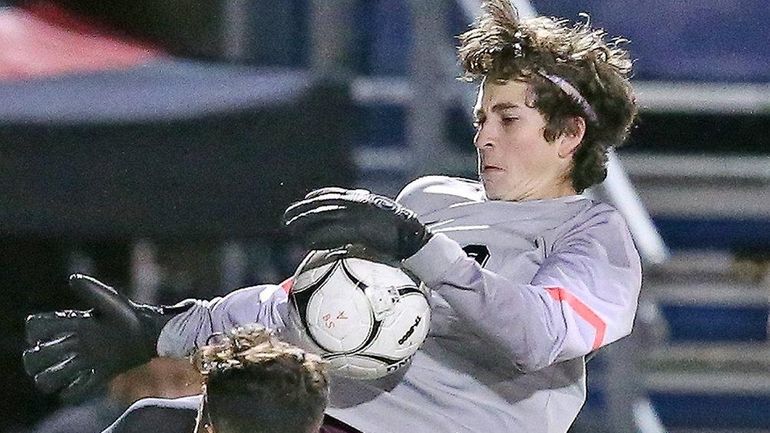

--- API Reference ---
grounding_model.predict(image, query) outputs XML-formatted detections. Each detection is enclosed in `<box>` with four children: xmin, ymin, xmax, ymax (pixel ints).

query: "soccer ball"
<box><xmin>286</xmin><ymin>249</ymin><xmax>431</xmax><ymax>380</ymax></box>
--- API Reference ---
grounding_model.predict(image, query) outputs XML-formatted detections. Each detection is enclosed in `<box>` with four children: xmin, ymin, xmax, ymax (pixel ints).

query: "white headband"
<box><xmin>538</xmin><ymin>70</ymin><xmax>598</xmax><ymax>123</ymax></box>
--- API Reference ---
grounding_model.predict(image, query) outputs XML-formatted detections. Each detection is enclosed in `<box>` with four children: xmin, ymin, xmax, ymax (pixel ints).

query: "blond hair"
<box><xmin>194</xmin><ymin>325</ymin><xmax>328</xmax><ymax>433</ymax></box>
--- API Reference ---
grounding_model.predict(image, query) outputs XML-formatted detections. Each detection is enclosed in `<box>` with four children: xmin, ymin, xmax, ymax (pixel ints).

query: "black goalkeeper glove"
<box><xmin>22</xmin><ymin>274</ymin><xmax>187</xmax><ymax>404</ymax></box>
<box><xmin>283</xmin><ymin>187</ymin><xmax>432</xmax><ymax>261</ymax></box>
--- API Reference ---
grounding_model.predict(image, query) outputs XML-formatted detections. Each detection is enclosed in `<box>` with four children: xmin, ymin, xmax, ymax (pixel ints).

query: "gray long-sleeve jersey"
<box><xmin>158</xmin><ymin>176</ymin><xmax>642</xmax><ymax>433</ymax></box>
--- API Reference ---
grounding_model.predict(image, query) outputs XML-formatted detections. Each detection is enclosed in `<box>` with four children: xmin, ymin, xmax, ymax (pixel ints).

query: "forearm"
<box><xmin>403</xmin><ymin>234</ymin><xmax>640</xmax><ymax>371</ymax></box>
<box><xmin>403</xmin><ymin>235</ymin><xmax>561</xmax><ymax>370</ymax></box>
<box><xmin>157</xmin><ymin>284</ymin><xmax>289</xmax><ymax>357</ymax></box>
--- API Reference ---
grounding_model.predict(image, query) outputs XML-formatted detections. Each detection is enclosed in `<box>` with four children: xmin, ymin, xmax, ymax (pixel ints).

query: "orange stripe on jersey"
<box><xmin>545</xmin><ymin>287</ymin><xmax>606</xmax><ymax>350</ymax></box>
<box><xmin>279</xmin><ymin>277</ymin><xmax>294</xmax><ymax>294</ymax></box>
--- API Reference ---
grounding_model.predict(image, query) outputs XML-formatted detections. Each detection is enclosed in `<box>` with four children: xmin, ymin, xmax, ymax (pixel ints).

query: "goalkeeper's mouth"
<box><xmin>481</xmin><ymin>164</ymin><xmax>504</xmax><ymax>174</ymax></box>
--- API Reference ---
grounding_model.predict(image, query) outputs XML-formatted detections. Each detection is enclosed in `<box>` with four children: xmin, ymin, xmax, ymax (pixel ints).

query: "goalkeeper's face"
<box><xmin>472</xmin><ymin>78</ymin><xmax>581</xmax><ymax>202</ymax></box>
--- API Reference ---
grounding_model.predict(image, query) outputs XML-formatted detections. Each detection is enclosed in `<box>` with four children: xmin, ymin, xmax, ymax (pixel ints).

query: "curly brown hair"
<box><xmin>194</xmin><ymin>324</ymin><xmax>329</xmax><ymax>433</ymax></box>
<box><xmin>458</xmin><ymin>0</ymin><xmax>637</xmax><ymax>192</ymax></box>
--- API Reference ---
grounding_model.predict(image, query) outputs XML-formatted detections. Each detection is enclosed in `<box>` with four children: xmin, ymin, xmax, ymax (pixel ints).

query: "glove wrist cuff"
<box><xmin>398</xmin><ymin>225</ymin><xmax>432</xmax><ymax>260</ymax></box>
<box><xmin>134</xmin><ymin>302</ymin><xmax>194</xmax><ymax>356</ymax></box>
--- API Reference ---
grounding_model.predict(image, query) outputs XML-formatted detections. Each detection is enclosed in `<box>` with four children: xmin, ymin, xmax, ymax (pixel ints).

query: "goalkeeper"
<box><xmin>23</xmin><ymin>1</ymin><xmax>642</xmax><ymax>432</ymax></box>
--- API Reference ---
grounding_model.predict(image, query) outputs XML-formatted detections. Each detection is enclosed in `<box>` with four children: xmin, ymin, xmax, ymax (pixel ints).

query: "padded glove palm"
<box><xmin>283</xmin><ymin>187</ymin><xmax>431</xmax><ymax>260</ymax></box>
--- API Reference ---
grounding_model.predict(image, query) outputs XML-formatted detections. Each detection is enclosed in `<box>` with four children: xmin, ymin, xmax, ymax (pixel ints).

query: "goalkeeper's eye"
<box><xmin>472</xmin><ymin>118</ymin><xmax>484</xmax><ymax>130</ymax></box>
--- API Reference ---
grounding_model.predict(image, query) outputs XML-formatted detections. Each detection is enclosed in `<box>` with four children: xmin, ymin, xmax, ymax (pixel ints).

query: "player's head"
<box><xmin>458</xmin><ymin>0</ymin><xmax>636</xmax><ymax>200</ymax></box>
<box><xmin>193</xmin><ymin>324</ymin><xmax>329</xmax><ymax>433</ymax></box>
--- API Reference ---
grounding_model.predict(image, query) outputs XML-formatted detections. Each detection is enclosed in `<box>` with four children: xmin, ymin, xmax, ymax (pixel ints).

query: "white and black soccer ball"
<box><xmin>286</xmin><ymin>249</ymin><xmax>430</xmax><ymax>380</ymax></box>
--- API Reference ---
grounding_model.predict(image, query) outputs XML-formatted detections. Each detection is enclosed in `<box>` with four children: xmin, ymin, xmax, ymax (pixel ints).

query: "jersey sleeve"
<box><xmin>156</xmin><ymin>283</ymin><xmax>290</xmax><ymax>357</ymax></box>
<box><xmin>102</xmin><ymin>396</ymin><xmax>200</xmax><ymax>433</ymax></box>
<box><xmin>395</xmin><ymin>175</ymin><xmax>484</xmax><ymax>215</ymax></box>
<box><xmin>401</xmin><ymin>207</ymin><xmax>642</xmax><ymax>372</ymax></box>
<box><xmin>395</xmin><ymin>176</ymin><xmax>447</xmax><ymax>212</ymax></box>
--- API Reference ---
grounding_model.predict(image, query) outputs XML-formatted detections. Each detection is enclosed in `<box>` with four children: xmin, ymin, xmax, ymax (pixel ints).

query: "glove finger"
<box><xmin>284</xmin><ymin>193</ymin><xmax>348</xmax><ymax>215</ymax></box>
<box><xmin>68</xmin><ymin>274</ymin><xmax>143</xmax><ymax>334</ymax></box>
<box><xmin>304</xmin><ymin>187</ymin><xmax>372</xmax><ymax>200</ymax></box>
<box><xmin>283</xmin><ymin>192</ymin><xmax>378</xmax><ymax>228</ymax></box>
<box><xmin>304</xmin><ymin>187</ymin><xmax>349</xmax><ymax>200</ymax></box>
<box><xmin>59</xmin><ymin>369</ymin><xmax>100</xmax><ymax>405</ymax></box>
<box><xmin>22</xmin><ymin>332</ymin><xmax>78</xmax><ymax>376</ymax></box>
<box><xmin>33</xmin><ymin>352</ymin><xmax>86</xmax><ymax>394</ymax></box>
<box><xmin>284</xmin><ymin>202</ymin><xmax>353</xmax><ymax>237</ymax></box>
<box><xmin>283</xmin><ymin>198</ymin><xmax>352</xmax><ymax>228</ymax></box>
<box><xmin>25</xmin><ymin>312</ymin><xmax>85</xmax><ymax>345</ymax></box>
<box><xmin>285</xmin><ymin>189</ymin><xmax>380</xmax><ymax>223</ymax></box>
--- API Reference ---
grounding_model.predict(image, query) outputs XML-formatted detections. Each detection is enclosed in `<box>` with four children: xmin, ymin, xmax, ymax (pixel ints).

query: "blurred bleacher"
<box><xmin>3</xmin><ymin>1</ymin><xmax>769</xmax><ymax>432</ymax></box>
